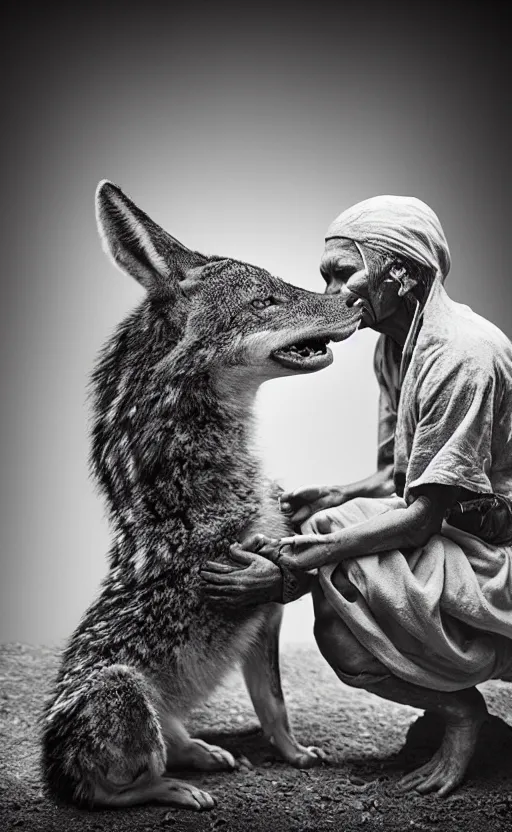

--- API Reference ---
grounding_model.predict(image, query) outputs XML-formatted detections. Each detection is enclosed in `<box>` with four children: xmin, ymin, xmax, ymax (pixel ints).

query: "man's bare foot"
<box><xmin>398</xmin><ymin>708</ymin><xmax>488</xmax><ymax>797</ymax></box>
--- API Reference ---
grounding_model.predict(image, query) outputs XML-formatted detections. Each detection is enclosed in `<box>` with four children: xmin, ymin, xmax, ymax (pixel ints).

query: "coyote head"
<box><xmin>95</xmin><ymin>181</ymin><xmax>362</xmax><ymax>388</ymax></box>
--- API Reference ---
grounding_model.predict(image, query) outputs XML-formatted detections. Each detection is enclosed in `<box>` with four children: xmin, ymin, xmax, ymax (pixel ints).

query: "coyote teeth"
<box><xmin>279</xmin><ymin>337</ymin><xmax>329</xmax><ymax>357</ymax></box>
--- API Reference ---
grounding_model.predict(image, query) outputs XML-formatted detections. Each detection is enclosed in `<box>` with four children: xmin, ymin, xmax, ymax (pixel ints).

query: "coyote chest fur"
<box><xmin>41</xmin><ymin>181</ymin><xmax>361</xmax><ymax>811</ymax></box>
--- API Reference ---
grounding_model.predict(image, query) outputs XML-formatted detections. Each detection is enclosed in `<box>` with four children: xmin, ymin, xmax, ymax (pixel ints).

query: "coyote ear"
<box><xmin>95</xmin><ymin>180</ymin><xmax>209</xmax><ymax>295</ymax></box>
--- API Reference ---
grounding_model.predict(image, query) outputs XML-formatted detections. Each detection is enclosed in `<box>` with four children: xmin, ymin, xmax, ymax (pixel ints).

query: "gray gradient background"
<box><xmin>1</xmin><ymin>4</ymin><xmax>509</xmax><ymax>644</ymax></box>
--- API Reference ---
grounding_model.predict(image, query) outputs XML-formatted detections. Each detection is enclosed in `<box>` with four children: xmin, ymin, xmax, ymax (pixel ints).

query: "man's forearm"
<box><xmin>342</xmin><ymin>463</ymin><xmax>395</xmax><ymax>500</ymax></box>
<box><xmin>329</xmin><ymin>497</ymin><xmax>435</xmax><ymax>557</ymax></box>
<box><xmin>283</xmin><ymin>496</ymin><xmax>444</xmax><ymax>572</ymax></box>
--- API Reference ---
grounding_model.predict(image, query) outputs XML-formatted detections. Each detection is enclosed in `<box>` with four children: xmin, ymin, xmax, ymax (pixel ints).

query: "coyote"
<box><xmin>41</xmin><ymin>181</ymin><xmax>361</xmax><ymax>810</ymax></box>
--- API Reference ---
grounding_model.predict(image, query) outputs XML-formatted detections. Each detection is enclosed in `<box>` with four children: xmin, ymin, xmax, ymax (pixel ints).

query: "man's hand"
<box><xmin>238</xmin><ymin>531</ymin><xmax>338</xmax><ymax>572</ymax></box>
<box><xmin>200</xmin><ymin>543</ymin><xmax>283</xmax><ymax>606</ymax></box>
<box><xmin>279</xmin><ymin>467</ymin><xmax>397</xmax><ymax>528</ymax></box>
<box><xmin>269</xmin><ymin>533</ymin><xmax>340</xmax><ymax>571</ymax></box>
<box><xmin>279</xmin><ymin>485</ymin><xmax>350</xmax><ymax>527</ymax></box>
<box><xmin>238</xmin><ymin>531</ymin><xmax>341</xmax><ymax>572</ymax></box>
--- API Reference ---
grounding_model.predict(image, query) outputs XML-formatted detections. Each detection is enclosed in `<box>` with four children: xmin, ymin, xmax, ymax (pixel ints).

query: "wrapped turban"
<box><xmin>326</xmin><ymin>195</ymin><xmax>451</xmax><ymax>282</ymax></box>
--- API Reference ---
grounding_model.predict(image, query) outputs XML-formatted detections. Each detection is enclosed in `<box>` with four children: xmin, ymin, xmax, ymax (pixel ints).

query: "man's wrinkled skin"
<box><xmin>201</xmin><ymin>238</ymin><xmax>489</xmax><ymax>797</ymax></box>
<box><xmin>202</xmin><ymin>544</ymin><xmax>283</xmax><ymax>607</ymax></box>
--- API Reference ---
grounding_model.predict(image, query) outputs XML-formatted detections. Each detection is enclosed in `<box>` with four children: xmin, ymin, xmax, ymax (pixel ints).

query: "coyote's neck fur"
<box><xmin>90</xmin><ymin>309</ymin><xmax>263</xmax><ymax>577</ymax></box>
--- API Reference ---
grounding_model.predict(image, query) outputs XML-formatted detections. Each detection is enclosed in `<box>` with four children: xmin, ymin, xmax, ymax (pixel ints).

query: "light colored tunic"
<box><xmin>308</xmin><ymin>279</ymin><xmax>512</xmax><ymax>691</ymax></box>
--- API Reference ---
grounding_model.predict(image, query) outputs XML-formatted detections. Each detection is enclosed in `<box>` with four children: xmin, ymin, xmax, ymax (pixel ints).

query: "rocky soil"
<box><xmin>1</xmin><ymin>643</ymin><xmax>511</xmax><ymax>832</ymax></box>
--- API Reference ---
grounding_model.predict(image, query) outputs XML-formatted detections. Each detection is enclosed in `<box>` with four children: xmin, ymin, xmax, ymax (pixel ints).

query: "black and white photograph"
<box><xmin>1</xmin><ymin>3</ymin><xmax>511</xmax><ymax>831</ymax></box>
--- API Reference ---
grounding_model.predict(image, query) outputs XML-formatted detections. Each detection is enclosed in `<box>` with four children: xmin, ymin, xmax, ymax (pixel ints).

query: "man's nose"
<box><xmin>324</xmin><ymin>283</ymin><xmax>342</xmax><ymax>296</ymax></box>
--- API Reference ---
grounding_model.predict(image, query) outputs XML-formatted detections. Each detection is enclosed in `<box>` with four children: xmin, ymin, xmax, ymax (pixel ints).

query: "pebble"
<box><xmin>349</xmin><ymin>775</ymin><xmax>367</xmax><ymax>786</ymax></box>
<box><xmin>162</xmin><ymin>810</ymin><xmax>176</xmax><ymax>823</ymax></box>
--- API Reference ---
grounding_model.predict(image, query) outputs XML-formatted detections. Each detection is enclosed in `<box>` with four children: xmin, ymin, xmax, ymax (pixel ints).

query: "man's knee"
<box><xmin>302</xmin><ymin>507</ymin><xmax>342</xmax><ymax>536</ymax></box>
<box><xmin>314</xmin><ymin>612</ymin><xmax>377</xmax><ymax>677</ymax></box>
<box><xmin>301</xmin><ymin>513</ymin><xmax>322</xmax><ymax>535</ymax></box>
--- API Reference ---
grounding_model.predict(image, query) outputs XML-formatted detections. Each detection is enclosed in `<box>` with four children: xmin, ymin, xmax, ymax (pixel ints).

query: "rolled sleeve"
<box><xmin>405</xmin><ymin>354</ymin><xmax>495</xmax><ymax>499</ymax></box>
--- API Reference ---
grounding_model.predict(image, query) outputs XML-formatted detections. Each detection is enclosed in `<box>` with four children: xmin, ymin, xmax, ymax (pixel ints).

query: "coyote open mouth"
<box><xmin>271</xmin><ymin>336</ymin><xmax>333</xmax><ymax>371</ymax></box>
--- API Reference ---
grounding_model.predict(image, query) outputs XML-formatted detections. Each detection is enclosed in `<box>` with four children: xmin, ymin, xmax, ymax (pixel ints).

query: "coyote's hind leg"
<box><xmin>94</xmin><ymin>772</ymin><xmax>215</xmax><ymax>810</ymax></box>
<box><xmin>45</xmin><ymin>665</ymin><xmax>214</xmax><ymax>810</ymax></box>
<box><xmin>242</xmin><ymin>604</ymin><xmax>325</xmax><ymax>768</ymax></box>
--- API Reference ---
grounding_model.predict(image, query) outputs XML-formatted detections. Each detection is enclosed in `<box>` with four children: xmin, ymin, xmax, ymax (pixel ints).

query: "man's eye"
<box><xmin>333</xmin><ymin>265</ymin><xmax>355</xmax><ymax>282</ymax></box>
<box><xmin>251</xmin><ymin>297</ymin><xmax>278</xmax><ymax>310</ymax></box>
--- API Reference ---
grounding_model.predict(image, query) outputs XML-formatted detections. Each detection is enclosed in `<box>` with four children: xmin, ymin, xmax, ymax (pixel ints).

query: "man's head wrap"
<box><xmin>326</xmin><ymin>195</ymin><xmax>451</xmax><ymax>283</ymax></box>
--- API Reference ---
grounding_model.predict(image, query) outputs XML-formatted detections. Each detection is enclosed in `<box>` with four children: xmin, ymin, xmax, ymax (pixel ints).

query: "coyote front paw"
<box><xmin>276</xmin><ymin>742</ymin><xmax>328</xmax><ymax>769</ymax></box>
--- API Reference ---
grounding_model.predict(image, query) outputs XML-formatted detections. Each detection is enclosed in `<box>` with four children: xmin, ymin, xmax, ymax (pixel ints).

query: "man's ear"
<box><xmin>396</xmin><ymin>274</ymin><xmax>418</xmax><ymax>297</ymax></box>
<box><xmin>95</xmin><ymin>180</ymin><xmax>209</xmax><ymax>296</ymax></box>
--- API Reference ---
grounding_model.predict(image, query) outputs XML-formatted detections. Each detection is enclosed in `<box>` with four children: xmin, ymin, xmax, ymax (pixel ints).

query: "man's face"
<box><xmin>319</xmin><ymin>237</ymin><xmax>406</xmax><ymax>330</ymax></box>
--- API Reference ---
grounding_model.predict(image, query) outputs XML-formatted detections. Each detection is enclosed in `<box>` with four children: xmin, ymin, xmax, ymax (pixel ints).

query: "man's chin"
<box><xmin>356</xmin><ymin>305</ymin><xmax>378</xmax><ymax>330</ymax></box>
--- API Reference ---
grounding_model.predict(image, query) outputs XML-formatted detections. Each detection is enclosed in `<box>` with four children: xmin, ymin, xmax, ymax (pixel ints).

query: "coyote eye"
<box><xmin>251</xmin><ymin>297</ymin><xmax>278</xmax><ymax>310</ymax></box>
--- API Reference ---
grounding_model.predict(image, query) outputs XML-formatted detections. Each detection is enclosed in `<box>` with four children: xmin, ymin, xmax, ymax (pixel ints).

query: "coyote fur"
<box><xmin>41</xmin><ymin>181</ymin><xmax>361</xmax><ymax>810</ymax></box>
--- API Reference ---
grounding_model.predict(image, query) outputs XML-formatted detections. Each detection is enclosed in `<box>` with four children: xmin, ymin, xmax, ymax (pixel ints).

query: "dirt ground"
<box><xmin>1</xmin><ymin>644</ymin><xmax>512</xmax><ymax>832</ymax></box>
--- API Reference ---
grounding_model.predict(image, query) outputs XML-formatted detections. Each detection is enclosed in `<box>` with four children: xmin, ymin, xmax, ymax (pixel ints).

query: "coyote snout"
<box><xmin>41</xmin><ymin>181</ymin><xmax>360</xmax><ymax>812</ymax></box>
<box><xmin>96</xmin><ymin>178</ymin><xmax>361</xmax><ymax>383</ymax></box>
